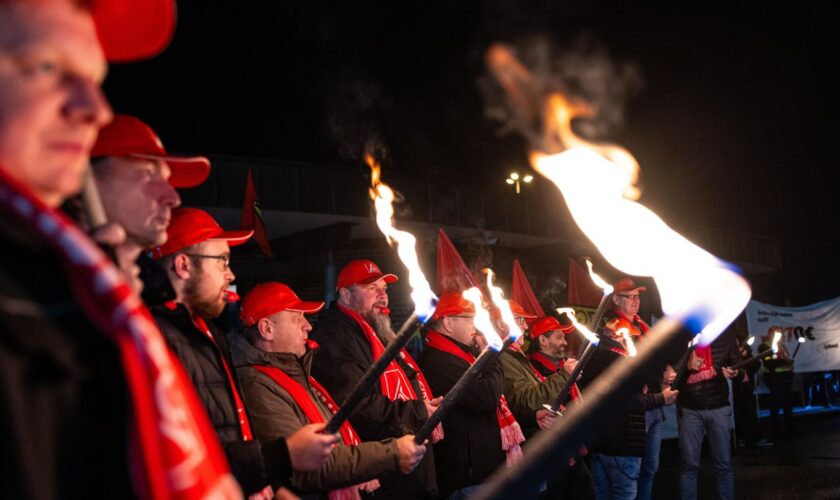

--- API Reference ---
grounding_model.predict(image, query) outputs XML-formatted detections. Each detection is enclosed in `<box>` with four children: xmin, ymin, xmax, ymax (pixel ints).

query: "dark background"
<box><xmin>104</xmin><ymin>1</ymin><xmax>838</xmax><ymax>306</ymax></box>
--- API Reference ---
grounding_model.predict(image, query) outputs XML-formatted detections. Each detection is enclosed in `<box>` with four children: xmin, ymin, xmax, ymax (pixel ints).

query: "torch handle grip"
<box><xmin>550</xmin><ymin>341</ymin><xmax>596</xmax><ymax>412</ymax></box>
<box><xmin>325</xmin><ymin>314</ymin><xmax>421</xmax><ymax>434</ymax></box>
<box><xmin>729</xmin><ymin>348</ymin><xmax>773</xmax><ymax>370</ymax></box>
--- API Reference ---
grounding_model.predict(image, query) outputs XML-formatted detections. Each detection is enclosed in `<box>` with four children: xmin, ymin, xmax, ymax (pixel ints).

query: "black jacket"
<box><xmin>418</xmin><ymin>331</ymin><xmax>506</xmax><ymax>496</ymax></box>
<box><xmin>153</xmin><ymin>303</ymin><xmax>291</xmax><ymax>494</ymax></box>
<box><xmin>0</xmin><ymin>213</ymin><xmax>134</xmax><ymax>499</ymax></box>
<box><xmin>675</xmin><ymin>330</ymin><xmax>741</xmax><ymax>410</ymax></box>
<box><xmin>577</xmin><ymin>336</ymin><xmax>664</xmax><ymax>457</ymax></box>
<box><xmin>310</xmin><ymin>304</ymin><xmax>437</xmax><ymax>499</ymax></box>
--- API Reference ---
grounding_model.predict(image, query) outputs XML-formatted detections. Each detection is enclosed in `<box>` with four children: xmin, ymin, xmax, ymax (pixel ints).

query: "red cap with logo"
<box><xmin>240</xmin><ymin>282</ymin><xmax>324</xmax><ymax>326</ymax></box>
<box><xmin>92</xmin><ymin>115</ymin><xmax>210</xmax><ymax>188</ymax></box>
<box><xmin>431</xmin><ymin>291</ymin><xmax>475</xmax><ymax>322</ymax></box>
<box><xmin>529</xmin><ymin>316</ymin><xmax>575</xmax><ymax>340</ymax></box>
<box><xmin>152</xmin><ymin>207</ymin><xmax>253</xmax><ymax>259</ymax></box>
<box><xmin>613</xmin><ymin>277</ymin><xmax>647</xmax><ymax>295</ymax></box>
<box><xmin>508</xmin><ymin>300</ymin><xmax>538</xmax><ymax>319</ymax></box>
<box><xmin>336</xmin><ymin>259</ymin><xmax>398</xmax><ymax>290</ymax></box>
<box><xmin>91</xmin><ymin>0</ymin><xmax>177</xmax><ymax>62</ymax></box>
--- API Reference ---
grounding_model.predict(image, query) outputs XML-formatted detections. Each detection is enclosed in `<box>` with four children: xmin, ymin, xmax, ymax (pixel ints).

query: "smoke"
<box><xmin>479</xmin><ymin>33</ymin><xmax>644</xmax><ymax>144</ymax></box>
<box><xmin>327</xmin><ymin>70</ymin><xmax>391</xmax><ymax>161</ymax></box>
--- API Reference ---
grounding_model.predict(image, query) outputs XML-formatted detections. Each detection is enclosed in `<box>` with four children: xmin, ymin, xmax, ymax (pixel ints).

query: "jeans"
<box><xmin>636</xmin><ymin>408</ymin><xmax>664</xmax><ymax>500</ymax></box>
<box><xmin>591</xmin><ymin>453</ymin><xmax>641</xmax><ymax>500</ymax></box>
<box><xmin>678</xmin><ymin>406</ymin><xmax>734</xmax><ymax>500</ymax></box>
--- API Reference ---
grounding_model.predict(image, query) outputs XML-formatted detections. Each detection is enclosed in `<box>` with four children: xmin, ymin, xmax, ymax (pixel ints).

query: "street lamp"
<box><xmin>506</xmin><ymin>172</ymin><xmax>533</xmax><ymax>194</ymax></box>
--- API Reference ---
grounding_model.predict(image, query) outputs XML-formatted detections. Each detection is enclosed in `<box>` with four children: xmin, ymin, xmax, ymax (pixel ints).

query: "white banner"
<box><xmin>745</xmin><ymin>297</ymin><xmax>840</xmax><ymax>373</ymax></box>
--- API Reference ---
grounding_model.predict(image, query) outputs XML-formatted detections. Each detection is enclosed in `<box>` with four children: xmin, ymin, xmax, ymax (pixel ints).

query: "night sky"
<box><xmin>104</xmin><ymin>2</ymin><xmax>838</xmax><ymax>306</ymax></box>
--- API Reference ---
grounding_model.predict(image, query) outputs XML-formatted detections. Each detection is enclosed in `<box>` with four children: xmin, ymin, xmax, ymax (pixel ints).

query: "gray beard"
<box><xmin>364</xmin><ymin>310</ymin><xmax>396</xmax><ymax>346</ymax></box>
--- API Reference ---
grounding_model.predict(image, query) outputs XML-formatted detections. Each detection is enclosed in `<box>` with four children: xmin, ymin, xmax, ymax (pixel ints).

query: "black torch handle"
<box><xmin>729</xmin><ymin>348</ymin><xmax>773</xmax><ymax>370</ymax></box>
<box><xmin>325</xmin><ymin>314</ymin><xmax>422</xmax><ymax>434</ymax></box>
<box><xmin>550</xmin><ymin>341</ymin><xmax>596</xmax><ymax>412</ymax></box>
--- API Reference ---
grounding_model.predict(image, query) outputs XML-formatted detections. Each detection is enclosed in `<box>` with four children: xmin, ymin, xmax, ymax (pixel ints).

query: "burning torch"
<box><xmin>730</xmin><ymin>330</ymin><xmax>782</xmax><ymax>370</ymax></box>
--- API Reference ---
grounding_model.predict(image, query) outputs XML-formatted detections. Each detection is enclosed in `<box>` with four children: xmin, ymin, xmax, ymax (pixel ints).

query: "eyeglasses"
<box><xmin>185</xmin><ymin>253</ymin><xmax>231</xmax><ymax>270</ymax></box>
<box><xmin>618</xmin><ymin>293</ymin><xmax>640</xmax><ymax>301</ymax></box>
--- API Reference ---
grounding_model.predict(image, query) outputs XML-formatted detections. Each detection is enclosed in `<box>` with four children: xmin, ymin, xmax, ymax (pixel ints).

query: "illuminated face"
<box><xmin>614</xmin><ymin>291</ymin><xmax>641</xmax><ymax>317</ymax></box>
<box><xmin>443</xmin><ymin>314</ymin><xmax>476</xmax><ymax>346</ymax></box>
<box><xmin>0</xmin><ymin>0</ymin><xmax>112</xmax><ymax>207</ymax></box>
<box><xmin>346</xmin><ymin>278</ymin><xmax>389</xmax><ymax>319</ymax></box>
<box><xmin>96</xmin><ymin>157</ymin><xmax>181</xmax><ymax>248</ymax></box>
<box><xmin>539</xmin><ymin>330</ymin><xmax>568</xmax><ymax>358</ymax></box>
<box><xmin>182</xmin><ymin>240</ymin><xmax>235</xmax><ymax>320</ymax></box>
<box><xmin>265</xmin><ymin>310</ymin><xmax>312</xmax><ymax>358</ymax></box>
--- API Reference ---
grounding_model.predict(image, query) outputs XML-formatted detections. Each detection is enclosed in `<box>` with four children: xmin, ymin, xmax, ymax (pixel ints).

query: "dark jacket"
<box><xmin>676</xmin><ymin>330</ymin><xmax>741</xmax><ymax>411</ymax></box>
<box><xmin>310</xmin><ymin>304</ymin><xmax>437</xmax><ymax>499</ymax></box>
<box><xmin>231</xmin><ymin>334</ymin><xmax>399</xmax><ymax>498</ymax></box>
<box><xmin>0</xmin><ymin>216</ymin><xmax>134</xmax><ymax>499</ymax></box>
<box><xmin>418</xmin><ymin>331</ymin><xmax>506</xmax><ymax>496</ymax></box>
<box><xmin>577</xmin><ymin>336</ymin><xmax>665</xmax><ymax>457</ymax></box>
<box><xmin>153</xmin><ymin>303</ymin><xmax>291</xmax><ymax>494</ymax></box>
<box><xmin>499</xmin><ymin>346</ymin><xmax>568</xmax><ymax>438</ymax></box>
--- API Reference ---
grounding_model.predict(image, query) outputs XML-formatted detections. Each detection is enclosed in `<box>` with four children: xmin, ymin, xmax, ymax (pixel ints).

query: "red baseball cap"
<box><xmin>613</xmin><ymin>277</ymin><xmax>646</xmax><ymax>295</ymax></box>
<box><xmin>508</xmin><ymin>300</ymin><xmax>538</xmax><ymax>319</ymax></box>
<box><xmin>152</xmin><ymin>207</ymin><xmax>253</xmax><ymax>259</ymax></box>
<box><xmin>431</xmin><ymin>291</ymin><xmax>475</xmax><ymax>322</ymax></box>
<box><xmin>336</xmin><ymin>259</ymin><xmax>398</xmax><ymax>290</ymax></box>
<box><xmin>240</xmin><ymin>282</ymin><xmax>324</xmax><ymax>326</ymax></box>
<box><xmin>91</xmin><ymin>0</ymin><xmax>177</xmax><ymax>62</ymax></box>
<box><xmin>92</xmin><ymin>115</ymin><xmax>210</xmax><ymax>188</ymax></box>
<box><xmin>529</xmin><ymin>316</ymin><xmax>575</xmax><ymax>340</ymax></box>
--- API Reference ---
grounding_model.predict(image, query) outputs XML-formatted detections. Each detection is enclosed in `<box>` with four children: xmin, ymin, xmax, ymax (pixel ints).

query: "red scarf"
<box><xmin>0</xmin><ymin>169</ymin><xmax>236</xmax><ymax>498</ymax></box>
<box><xmin>252</xmin><ymin>365</ymin><xmax>379</xmax><ymax>500</ymax></box>
<box><xmin>686</xmin><ymin>345</ymin><xmax>717</xmax><ymax>384</ymax></box>
<box><xmin>338</xmin><ymin>305</ymin><xmax>444</xmax><ymax>442</ymax></box>
<box><xmin>425</xmin><ymin>331</ymin><xmax>524</xmax><ymax>465</ymax></box>
<box><xmin>528</xmin><ymin>352</ymin><xmax>582</xmax><ymax>403</ymax></box>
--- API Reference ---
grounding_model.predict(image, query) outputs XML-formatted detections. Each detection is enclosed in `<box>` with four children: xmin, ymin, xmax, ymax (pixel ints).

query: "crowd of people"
<box><xmin>0</xmin><ymin>1</ymin><xmax>797</xmax><ymax>499</ymax></box>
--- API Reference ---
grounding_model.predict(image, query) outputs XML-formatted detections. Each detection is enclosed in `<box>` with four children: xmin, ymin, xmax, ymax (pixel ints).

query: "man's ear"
<box><xmin>257</xmin><ymin>317</ymin><xmax>274</xmax><ymax>341</ymax></box>
<box><xmin>612</xmin><ymin>294</ymin><xmax>621</xmax><ymax>306</ymax></box>
<box><xmin>338</xmin><ymin>287</ymin><xmax>351</xmax><ymax>304</ymax></box>
<box><xmin>172</xmin><ymin>253</ymin><xmax>193</xmax><ymax>280</ymax></box>
<box><xmin>538</xmin><ymin>334</ymin><xmax>549</xmax><ymax>349</ymax></box>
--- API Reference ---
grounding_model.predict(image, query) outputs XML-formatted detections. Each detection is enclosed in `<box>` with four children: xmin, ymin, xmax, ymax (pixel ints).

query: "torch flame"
<box><xmin>797</xmin><ymin>336</ymin><xmax>806</xmax><ymax>344</ymax></box>
<box><xmin>771</xmin><ymin>330</ymin><xmax>782</xmax><ymax>354</ymax></box>
<box><xmin>586</xmin><ymin>258</ymin><xmax>613</xmax><ymax>295</ymax></box>
<box><xmin>486</xmin><ymin>45</ymin><xmax>751</xmax><ymax>346</ymax></box>
<box><xmin>463</xmin><ymin>287</ymin><xmax>503</xmax><ymax>351</ymax></box>
<box><xmin>484</xmin><ymin>269</ymin><xmax>524</xmax><ymax>342</ymax></box>
<box><xmin>747</xmin><ymin>336</ymin><xmax>755</xmax><ymax>346</ymax></box>
<box><xmin>366</xmin><ymin>154</ymin><xmax>437</xmax><ymax>320</ymax></box>
<box><xmin>556</xmin><ymin>307</ymin><xmax>599</xmax><ymax>345</ymax></box>
<box><xmin>618</xmin><ymin>328</ymin><xmax>638</xmax><ymax>357</ymax></box>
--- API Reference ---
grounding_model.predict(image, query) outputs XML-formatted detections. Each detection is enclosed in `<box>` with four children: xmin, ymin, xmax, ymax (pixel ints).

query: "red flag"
<box><xmin>567</xmin><ymin>258</ymin><xmax>602</xmax><ymax>307</ymax></box>
<box><xmin>240</xmin><ymin>170</ymin><xmax>273</xmax><ymax>257</ymax></box>
<box><xmin>511</xmin><ymin>259</ymin><xmax>546</xmax><ymax>318</ymax></box>
<box><xmin>436</xmin><ymin>229</ymin><xmax>481</xmax><ymax>294</ymax></box>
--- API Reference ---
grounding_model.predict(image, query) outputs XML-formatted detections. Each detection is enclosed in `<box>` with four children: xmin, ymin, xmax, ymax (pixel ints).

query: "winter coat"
<box><xmin>309</xmin><ymin>304</ymin><xmax>437</xmax><ymax>499</ymax></box>
<box><xmin>0</xmin><ymin>216</ymin><xmax>134</xmax><ymax>499</ymax></box>
<box><xmin>230</xmin><ymin>334</ymin><xmax>399</xmax><ymax>498</ymax></box>
<box><xmin>153</xmin><ymin>303</ymin><xmax>291</xmax><ymax>494</ymax></box>
<box><xmin>577</xmin><ymin>336</ymin><xmax>665</xmax><ymax>457</ymax></box>
<box><xmin>676</xmin><ymin>329</ymin><xmax>741</xmax><ymax>411</ymax></box>
<box><xmin>499</xmin><ymin>346</ymin><xmax>568</xmax><ymax>438</ymax></box>
<box><xmin>418</xmin><ymin>332</ymin><xmax>506</xmax><ymax>496</ymax></box>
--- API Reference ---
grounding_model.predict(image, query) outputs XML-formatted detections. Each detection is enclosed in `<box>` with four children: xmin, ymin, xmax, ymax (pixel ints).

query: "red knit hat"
<box><xmin>240</xmin><ymin>282</ymin><xmax>324</xmax><ymax>326</ymax></box>
<box><xmin>152</xmin><ymin>208</ymin><xmax>252</xmax><ymax>259</ymax></box>
<box><xmin>431</xmin><ymin>291</ymin><xmax>475</xmax><ymax>321</ymax></box>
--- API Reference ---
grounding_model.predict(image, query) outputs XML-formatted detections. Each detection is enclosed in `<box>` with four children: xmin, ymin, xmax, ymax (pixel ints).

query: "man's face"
<box><xmin>0</xmin><ymin>0</ymin><xmax>112</xmax><ymax>207</ymax></box>
<box><xmin>615</xmin><ymin>291</ymin><xmax>641</xmax><ymax>317</ymax></box>
<box><xmin>539</xmin><ymin>330</ymin><xmax>568</xmax><ymax>358</ymax></box>
<box><xmin>346</xmin><ymin>279</ymin><xmax>389</xmax><ymax>321</ymax></box>
<box><xmin>182</xmin><ymin>240</ymin><xmax>234</xmax><ymax>320</ymax></box>
<box><xmin>443</xmin><ymin>314</ymin><xmax>476</xmax><ymax>346</ymax></box>
<box><xmin>96</xmin><ymin>157</ymin><xmax>181</xmax><ymax>248</ymax></box>
<box><xmin>266</xmin><ymin>310</ymin><xmax>312</xmax><ymax>358</ymax></box>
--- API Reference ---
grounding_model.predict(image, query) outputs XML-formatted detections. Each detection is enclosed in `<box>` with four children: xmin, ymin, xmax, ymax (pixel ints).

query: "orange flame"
<box><xmin>482</xmin><ymin>269</ymin><xmax>524</xmax><ymax>342</ymax></box>
<box><xmin>585</xmin><ymin>258</ymin><xmax>613</xmax><ymax>295</ymax></box>
<box><xmin>463</xmin><ymin>287</ymin><xmax>503</xmax><ymax>351</ymax></box>
<box><xmin>556</xmin><ymin>307</ymin><xmax>599</xmax><ymax>345</ymax></box>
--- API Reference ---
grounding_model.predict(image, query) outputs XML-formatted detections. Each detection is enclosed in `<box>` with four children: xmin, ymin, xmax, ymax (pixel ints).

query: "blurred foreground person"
<box><xmin>233</xmin><ymin>282</ymin><xmax>427</xmax><ymax>499</ymax></box>
<box><xmin>0</xmin><ymin>0</ymin><xmax>242</xmax><ymax>497</ymax></box>
<box><xmin>153</xmin><ymin>208</ymin><xmax>338</xmax><ymax>497</ymax></box>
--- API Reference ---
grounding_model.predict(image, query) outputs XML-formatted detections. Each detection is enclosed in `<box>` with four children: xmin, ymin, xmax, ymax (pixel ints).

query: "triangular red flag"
<box><xmin>435</xmin><ymin>229</ymin><xmax>481</xmax><ymax>294</ymax></box>
<box><xmin>240</xmin><ymin>169</ymin><xmax>273</xmax><ymax>257</ymax></box>
<box><xmin>511</xmin><ymin>259</ymin><xmax>546</xmax><ymax>318</ymax></box>
<box><xmin>567</xmin><ymin>258</ymin><xmax>602</xmax><ymax>307</ymax></box>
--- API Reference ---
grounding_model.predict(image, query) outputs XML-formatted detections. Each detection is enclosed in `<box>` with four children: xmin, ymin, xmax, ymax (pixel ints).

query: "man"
<box><xmin>232</xmin><ymin>281</ymin><xmax>427</xmax><ymax>498</ymax></box>
<box><xmin>0</xmin><ymin>1</ymin><xmax>242</xmax><ymax>497</ymax></box>
<box><xmin>675</xmin><ymin>326</ymin><xmax>741</xmax><ymax>500</ymax></box>
<box><xmin>152</xmin><ymin>207</ymin><xmax>339</xmax><ymax>496</ymax></box>
<box><xmin>90</xmin><ymin>113</ymin><xmax>205</xmax><ymax>292</ymax></box>
<box><xmin>498</xmin><ymin>301</ymin><xmax>568</xmax><ymax>439</ymax></box>
<box><xmin>310</xmin><ymin>259</ymin><xmax>440</xmax><ymax>499</ymax></box>
<box><xmin>419</xmin><ymin>291</ymin><xmax>520</xmax><ymax>499</ymax></box>
<box><xmin>760</xmin><ymin>335</ymin><xmax>796</xmax><ymax>438</ymax></box>
<box><xmin>527</xmin><ymin>315</ymin><xmax>576</xmax><ymax>378</ymax></box>
<box><xmin>578</xmin><ymin>278</ymin><xmax>678</xmax><ymax>500</ymax></box>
